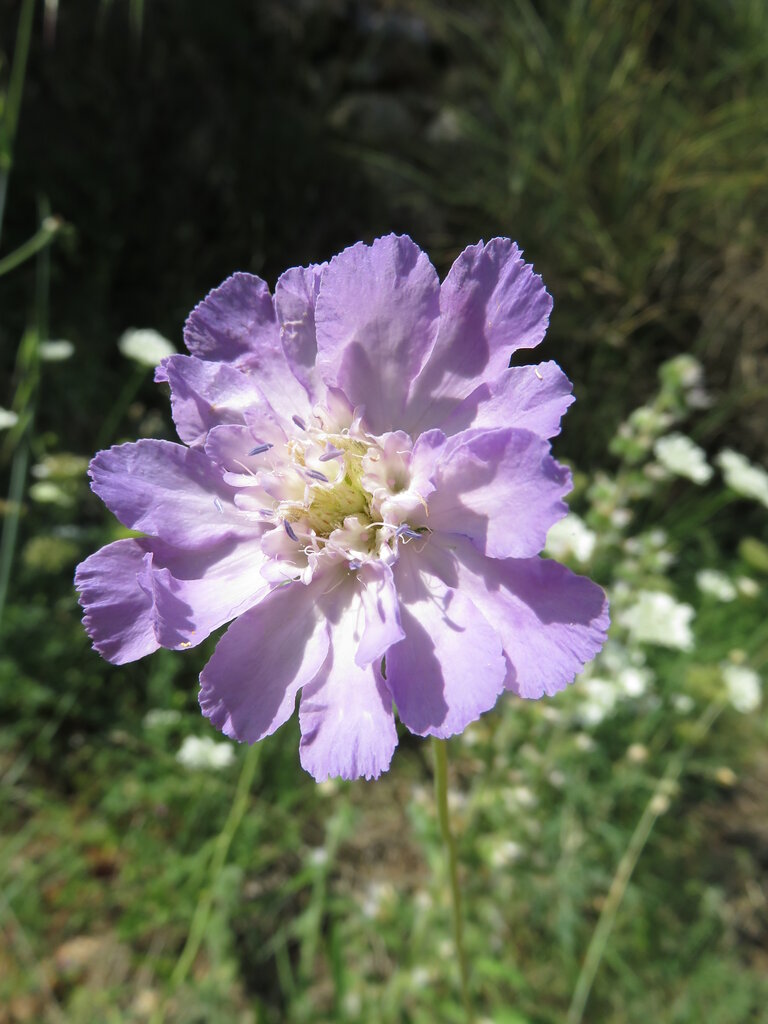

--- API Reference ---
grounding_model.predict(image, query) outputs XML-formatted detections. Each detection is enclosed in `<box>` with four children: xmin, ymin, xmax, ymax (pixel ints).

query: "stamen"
<box><xmin>348</xmin><ymin>559</ymin><xmax>362</xmax><ymax>571</ymax></box>
<box><xmin>283</xmin><ymin>520</ymin><xmax>299</xmax><ymax>542</ymax></box>
<box><xmin>305</xmin><ymin>469</ymin><xmax>329</xmax><ymax>483</ymax></box>
<box><xmin>319</xmin><ymin>447</ymin><xmax>344</xmax><ymax>462</ymax></box>
<box><xmin>258</xmin><ymin>508</ymin><xmax>275</xmax><ymax>517</ymax></box>
<box><xmin>249</xmin><ymin>443</ymin><xmax>273</xmax><ymax>456</ymax></box>
<box><xmin>396</xmin><ymin>525</ymin><xmax>422</xmax><ymax>541</ymax></box>
<box><xmin>292</xmin><ymin>414</ymin><xmax>307</xmax><ymax>430</ymax></box>
<box><xmin>213</xmin><ymin>497</ymin><xmax>224</xmax><ymax>514</ymax></box>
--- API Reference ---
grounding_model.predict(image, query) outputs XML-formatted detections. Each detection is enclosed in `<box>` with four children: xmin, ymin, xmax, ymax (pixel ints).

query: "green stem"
<box><xmin>432</xmin><ymin>737</ymin><xmax>474</xmax><ymax>1023</ymax></box>
<box><xmin>0</xmin><ymin>221</ymin><xmax>59</xmax><ymax>278</ymax></box>
<box><xmin>94</xmin><ymin>364</ymin><xmax>149</xmax><ymax>450</ymax></box>
<box><xmin>0</xmin><ymin>198</ymin><xmax>49</xmax><ymax>633</ymax></box>
<box><xmin>566</xmin><ymin>701</ymin><xmax>723</xmax><ymax>1024</ymax></box>
<box><xmin>150</xmin><ymin>742</ymin><xmax>261</xmax><ymax>1024</ymax></box>
<box><xmin>0</xmin><ymin>0</ymin><xmax>36</xmax><ymax>246</ymax></box>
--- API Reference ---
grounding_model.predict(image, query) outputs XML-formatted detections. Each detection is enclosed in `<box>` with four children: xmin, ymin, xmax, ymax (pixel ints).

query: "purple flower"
<box><xmin>76</xmin><ymin>235</ymin><xmax>609</xmax><ymax>780</ymax></box>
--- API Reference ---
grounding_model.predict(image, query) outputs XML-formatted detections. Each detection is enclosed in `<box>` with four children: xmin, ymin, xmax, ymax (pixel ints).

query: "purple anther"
<box><xmin>305</xmin><ymin>469</ymin><xmax>329</xmax><ymax>483</ymax></box>
<box><xmin>283</xmin><ymin>520</ymin><xmax>299</xmax><ymax>542</ymax></box>
<box><xmin>348</xmin><ymin>559</ymin><xmax>362</xmax><ymax>571</ymax></box>
<box><xmin>396</xmin><ymin>525</ymin><xmax>422</xmax><ymax>541</ymax></box>
<box><xmin>249</xmin><ymin>443</ymin><xmax>273</xmax><ymax>456</ymax></box>
<box><xmin>213</xmin><ymin>497</ymin><xmax>224</xmax><ymax>514</ymax></box>
<box><xmin>292</xmin><ymin>415</ymin><xmax>307</xmax><ymax>430</ymax></box>
<box><xmin>257</xmin><ymin>508</ymin><xmax>275</xmax><ymax>518</ymax></box>
<box><xmin>319</xmin><ymin>447</ymin><xmax>344</xmax><ymax>462</ymax></box>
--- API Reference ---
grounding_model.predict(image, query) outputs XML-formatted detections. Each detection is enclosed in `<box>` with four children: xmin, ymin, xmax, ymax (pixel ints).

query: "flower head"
<box><xmin>618</xmin><ymin>589</ymin><xmax>694</xmax><ymax>650</ymax></box>
<box><xmin>76</xmin><ymin>235</ymin><xmax>609</xmax><ymax>780</ymax></box>
<box><xmin>716</xmin><ymin>449</ymin><xmax>768</xmax><ymax>509</ymax></box>
<box><xmin>653</xmin><ymin>433</ymin><xmax>713</xmax><ymax>485</ymax></box>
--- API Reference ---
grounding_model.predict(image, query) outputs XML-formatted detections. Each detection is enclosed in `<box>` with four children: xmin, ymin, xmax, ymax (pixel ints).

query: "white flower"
<box><xmin>176</xmin><ymin>734</ymin><xmax>235</xmax><ymax>770</ymax></box>
<box><xmin>716</xmin><ymin>449</ymin><xmax>768</xmax><ymax>509</ymax></box>
<box><xmin>545</xmin><ymin>513</ymin><xmax>597</xmax><ymax>563</ymax></box>
<box><xmin>653</xmin><ymin>433</ymin><xmax>713</xmax><ymax>484</ymax></box>
<box><xmin>488</xmin><ymin>840</ymin><xmax>523</xmax><ymax>867</ymax></box>
<box><xmin>662</xmin><ymin>354</ymin><xmax>704</xmax><ymax>390</ymax></box>
<box><xmin>361</xmin><ymin>881</ymin><xmax>395</xmax><ymax>920</ymax></box>
<box><xmin>28</xmin><ymin>480</ymin><xmax>72</xmax><ymax>506</ymax></box>
<box><xmin>40</xmin><ymin>339</ymin><xmax>74</xmax><ymax>361</ymax></box>
<box><xmin>722</xmin><ymin>664</ymin><xmax>762</xmax><ymax>714</ymax></box>
<box><xmin>736</xmin><ymin>577</ymin><xmax>760</xmax><ymax>598</ymax></box>
<box><xmin>672</xmin><ymin>694</ymin><xmax>695</xmax><ymax>714</ymax></box>
<box><xmin>0</xmin><ymin>407</ymin><xmax>18</xmax><ymax>430</ymax></box>
<box><xmin>619</xmin><ymin>590</ymin><xmax>695</xmax><ymax>650</ymax></box>
<box><xmin>618</xmin><ymin>666</ymin><xmax>652</xmax><ymax>698</ymax></box>
<box><xmin>118</xmin><ymin>328</ymin><xmax>176</xmax><ymax>367</ymax></box>
<box><xmin>695</xmin><ymin>569</ymin><xmax>737</xmax><ymax>602</ymax></box>
<box><xmin>626</xmin><ymin>743</ymin><xmax>649</xmax><ymax>763</ymax></box>
<box><xmin>144</xmin><ymin>708</ymin><xmax>182</xmax><ymax>729</ymax></box>
<box><xmin>578</xmin><ymin>677</ymin><xmax>617</xmax><ymax>726</ymax></box>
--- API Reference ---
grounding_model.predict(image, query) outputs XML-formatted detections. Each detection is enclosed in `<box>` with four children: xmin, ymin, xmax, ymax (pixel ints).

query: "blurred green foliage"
<box><xmin>1</xmin><ymin>1</ymin><xmax>767</xmax><ymax>1023</ymax></box>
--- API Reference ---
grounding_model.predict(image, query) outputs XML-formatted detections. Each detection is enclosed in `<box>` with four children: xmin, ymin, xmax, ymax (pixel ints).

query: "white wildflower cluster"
<box><xmin>722</xmin><ymin>664</ymin><xmax>762</xmax><ymax>714</ymax></box>
<box><xmin>653</xmin><ymin>433</ymin><xmax>713</xmax><ymax>485</ymax></box>
<box><xmin>0</xmin><ymin>408</ymin><xmax>19</xmax><ymax>430</ymax></box>
<box><xmin>716</xmin><ymin>450</ymin><xmax>768</xmax><ymax>509</ymax></box>
<box><xmin>575</xmin><ymin>640</ymin><xmax>654</xmax><ymax>727</ymax></box>
<box><xmin>40</xmin><ymin>339</ymin><xmax>74</xmax><ymax>362</ymax></box>
<box><xmin>618</xmin><ymin>590</ymin><xmax>694</xmax><ymax>650</ymax></box>
<box><xmin>621</xmin><ymin>529</ymin><xmax>675</xmax><ymax>573</ymax></box>
<box><xmin>544</xmin><ymin>512</ymin><xmax>597</xmax><ymax>564</ymax></box>
<box><xmin>695</xmin><ymin>569</ymin><xmax>737</xmax><ymax>602</ymax></box>
<box><xmin>143</xmin><ymin>708</ymin><xmax>182</xmax><ymax>729</ymax></box>
<box><xmin>176</xmin><ymin>734</ymin><xmax>235</xmax><ymax>770</ymax></box>
<box><xmin>118</xmin><ymin>328</ymin><xmax>176</xmax><ymax>367</ymax></box>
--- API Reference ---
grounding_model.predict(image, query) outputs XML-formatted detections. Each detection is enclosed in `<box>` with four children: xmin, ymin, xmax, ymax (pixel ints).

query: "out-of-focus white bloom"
<box><xmin>715</xmin><ymin>766</ymin><xmax>737</xmax><ymax>787</ymax></box>
<box><xmin>618</xmin><ymin>666</ymin><xmax>652</xmax><ymax>698</ymax></box>
<box><xmin>672</xmin><ymin>694</ymin><xmax>695</xmax><ymax>714</ymax></box>
<box><xmin>489</xmin><ymin>840</ymin><xmax>524</xmax><ymax>867</ymax></box>
<box><xmin>361</xmin><ymin>881</ymin><xmax>396</xmax><ymax>920</ymax></box>
<box><xmin>716</xmin><ymin>449</ymin><xmax>768</xmax><ymax>509</ymax></box>
<box><xmin>626</xmin><ymin>743</ymin><xmax>649</xmax><ymax>763</ymax></box>
<box><xmin>654</xmin><ymin>433</ymin><xmax>713</xmax><ymax>484</ymax></box>
<box><xmin>409</xmin><ymin>966</ymin><xmax>432</xmax><ymax>989</ymax></box>
<box><xmin>579</xmin><ymin>677</ymin><xmax>617</xmax><ymax>726</ymax></box>
<box><xmin>0</xmin><ymin>407</ymin><xmax>18</xmax><ymax>430</ymax></box>
<box><xmin>687</xmin><ymin>387</ymin><xmax>712</xmax><ymax>410</ymax></box>
<box><xmin>574</xmin><ymin>733</ymin><xmax>595</xmax><ymax>752</ymax></box>
<box><xmin>118</xmin><ymin>328</ymin><xmax>176</xmax><ymax>367</ymax></box>
<box><xmin>696</xmin><ymin>569</ymin><xmax>737</xmax><ymax>602</ymax></box>
<box><xmin>736</xmin><ymin>576</ymin><xmax>759</xmax><ymax>598</ymax></box>
<box><xmin>460</xmin><ymin>723</ymin><xmax>484</xmax><ymax>747</ymax></box>
<box><xmin>662</xmin><ymin>354</ymin><xmax>704</xmax><ymax>390</ymax></box>
<box><xmin>610</xmin><ymin>508</ymin><xmax>632</xmax><ymax>529</ymax></box>
<box><xmin>176</xmin><ymin>734</ymin><xmax>235</xmax><ymax>770</ymax></box>
<box><xmin>28</xmin><ymin>480</ymin><xmax>72</xmax><ymax>506</ymax></box>
<box><xmin>40</xmin><ymin>339</ymin><xmax>74</xmax><ymax>361</ymax></box>
<box><xmin>307</xmin><ymin>847</ymin><xmax>328</xmax><ymax>868</ymax></box>
<box><xmin>722</xmin><ymin>664</ymin><xmax>761</xmax><ymax>714</ymax></box>
<box><xmin>510</xmin><ymin>785</ymin><xmax>537</xmax><ymax>809</ymax></box>
<box><xmin>619</xmin><ymin>590</ymin><xmax>695</xmax><ymax>650</ymax></box>
<box><xmin>649</xmin><ymin>793</ymin><xmax>671</xmax><ymax>816</ymax></box>
<box><xmin>628</xmin><ymin>404</ymin><xmax>674</xmax><ymax>438</ymax></box>
<box><xmin>143</xmin><ymin>708</ymin><xmax>182</xmax><ymax>729</ymax></box>
<box><xmin>545</xmin><ymin>513</ymin><xmax>597</xmax><ymax>564</ymax></box>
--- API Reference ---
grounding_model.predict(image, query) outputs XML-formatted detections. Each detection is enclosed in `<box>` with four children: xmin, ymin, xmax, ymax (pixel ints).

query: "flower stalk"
<box><xmin>432</xmin><ymin>737</ymin><xmax>474</xmax><ymax>1023</ymax></box>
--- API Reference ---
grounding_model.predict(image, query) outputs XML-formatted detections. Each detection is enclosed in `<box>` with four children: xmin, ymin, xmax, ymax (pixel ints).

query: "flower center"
<box><xmin>246</xmin><ymin>405</ymin><xmax>430</xmax><ymax>581</ymax></box>
<box><xmin>281</xmin><ymin>432</ymin><xmax>372</xmax><ymax>539</ymax></box>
